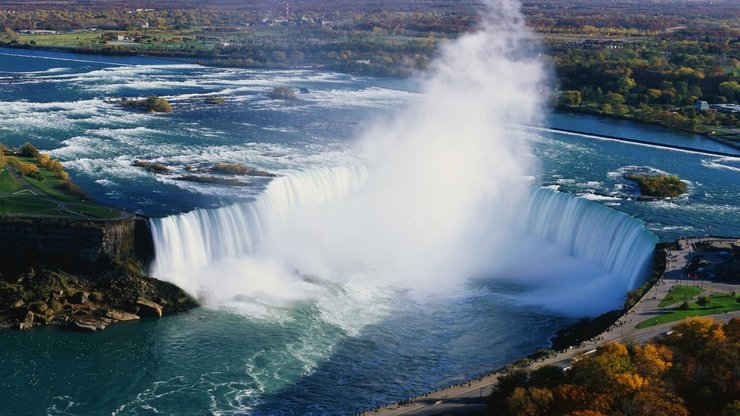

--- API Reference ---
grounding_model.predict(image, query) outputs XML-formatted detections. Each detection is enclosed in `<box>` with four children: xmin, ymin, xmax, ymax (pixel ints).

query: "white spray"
<box><xmin>151</xmin><ymin>1</ymin><xmax>653</xmax><ymax>317</ymax></box>
<box><xmin>152</xmin><ymin>0</ymin><xmax>545</xmax><ymax>301</ymax></box>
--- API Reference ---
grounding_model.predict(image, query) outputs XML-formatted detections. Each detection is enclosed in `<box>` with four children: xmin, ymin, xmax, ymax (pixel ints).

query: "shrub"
<box><xmin>145</xmin><ymin>96</ymin><xmax>172</xmax><ymax>113</ymax></box>
<box><xmin>20</xmin><ymin>143</ymin><xmax>40</xmax><ymax>159</ymax></box>
<box><xmin>62</xmin><ymin>180</ymin><xmax>90</xmax><ymax>199</ymax></box>
<box><xmin>26</xmin><ymin>170</ymin><xmax>44</xmax><ymax>181</ymax></box>
<box><xmin>10</xmin><ymin>158</ymin><xmax>41</xmax><ymax>178</ymax></box>
<box><xmin>696</xmin><ymin>296</ymin><xmax>711</xmax><ymax>307</ymax></box>
<box><xmin>678</xmin><ymin>301</ymin><xmax>691</xmax><ymax>310</ymax></box>
<box><xmin>121</xmin><ymin>96</ymin><xmax>172</xmax><ymax>113</ymax></box>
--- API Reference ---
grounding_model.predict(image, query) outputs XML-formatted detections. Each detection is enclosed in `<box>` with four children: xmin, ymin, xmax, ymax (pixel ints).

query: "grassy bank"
<box><xmin>637</xmin><ymin>293</ymin><xmax>740</xmax><ymax>328</ymax></box>
<box><xmin>0</xmin><ymin>145</ymin><xmax>125</xmax><ymax>219</ymax></box>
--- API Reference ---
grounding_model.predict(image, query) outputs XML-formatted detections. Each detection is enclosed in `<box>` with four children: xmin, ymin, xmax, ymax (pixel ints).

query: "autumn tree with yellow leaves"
<box><xmin>488</xmin><ymin>317</ymin><xmax>739</xmax><ymax>416</ymax></box>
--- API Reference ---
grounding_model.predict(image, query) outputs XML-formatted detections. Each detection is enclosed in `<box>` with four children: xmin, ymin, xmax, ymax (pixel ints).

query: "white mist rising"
<box><xmin>152</xmin><ymin>0</ymin><xmax>546</xmax><ymax>303</ymax></box>
<box><xmin>151</xmin><ymin>1</ymin><xmax>655</xmax><ymax>318</ymax></box>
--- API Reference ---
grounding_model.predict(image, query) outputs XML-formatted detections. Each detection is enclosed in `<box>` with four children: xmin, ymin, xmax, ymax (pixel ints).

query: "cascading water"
<box><xmin>150</xmin><ymin>165</ymin><xmax>657</xmax><ymax>315</ymax></box>
<box><xmin>148</xmin><ymin>0</ymin><xmax>656</xmax><ymax>318</ymax></box>
<box><xmin>150</xmin><ymin>165</ymin><xmax>368</xmax><ymax>293</ymax></box>
<box><xmin>525</xmin><ymin>188</ymin><xmax>657</xmax><ymax>291</ymax></box>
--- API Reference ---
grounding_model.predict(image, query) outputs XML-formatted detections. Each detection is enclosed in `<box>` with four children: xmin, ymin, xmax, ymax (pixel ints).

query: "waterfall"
<box><xmin>524</xmin><ymin>188</ymin><xmax>657</xmax><ymax>291</ymax></box>
<box><xmin>151</xmin><ymin>168</ymin><xmax>656</xmax><ymax>300</ymax></box>
<box><xmin>150</xmin><ymin>165</ymin><xmax>368</xmax><ymax>279</ymax></box>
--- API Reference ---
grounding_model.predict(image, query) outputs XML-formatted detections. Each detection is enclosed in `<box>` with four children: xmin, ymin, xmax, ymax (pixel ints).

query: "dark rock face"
<box><xmin>0</xmin><ymin>215</ymin><xmax>199</xmax><ymax>332</ymax></box>
<box><xmin>0</xmin><ymin>217</ymin><xmax>136</xmax><ymax>274</ymax></box>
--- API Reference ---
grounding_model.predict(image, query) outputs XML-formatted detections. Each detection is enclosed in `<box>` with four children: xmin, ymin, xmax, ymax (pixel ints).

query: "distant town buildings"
<box><xmin>694</xmin><ymin>101</ymin><xmax>740</xmax><ymax>114</ymax></box>
<box><xmin>694</xmin><ymin>101</ymin><xmax>709</xmax><ymax>111</ymax></box>
<box><xmin>19</xmin><ymin>29</ymin><xmax>56</xmax><ymax>35</ymax></box>
<box><xmin>710</xmin><ymin>103</ymin><xmax>740</xmax><ymax>114</ymax></box>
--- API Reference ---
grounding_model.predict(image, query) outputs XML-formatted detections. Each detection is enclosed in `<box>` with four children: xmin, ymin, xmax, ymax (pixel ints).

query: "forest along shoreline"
<box><xmin>358</xmin><ymin>236</ymin><xmax>740</xmax><ymax>416</ymax></box>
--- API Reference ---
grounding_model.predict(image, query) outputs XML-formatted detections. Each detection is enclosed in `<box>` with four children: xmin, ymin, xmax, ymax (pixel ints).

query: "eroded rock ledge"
<box><xmin>0</xmin><ymin>216</ymin><xmax>197</xmax><ymax>332</ymax></box>
<box><xmin>1</xmin><ymin>268</ymin><xmax>197</xmax><ymax>332</ymax></box>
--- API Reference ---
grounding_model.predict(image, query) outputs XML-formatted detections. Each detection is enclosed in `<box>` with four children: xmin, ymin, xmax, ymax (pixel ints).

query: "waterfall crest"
<box><xmin>150</xmin><ymin>165</ymin><xmax>368</xmax><ymax>279</ymax></box>
<box><xmin>525</xmin><ymin>188</ymin><xmax>657</xmax><ymax>291</ymax></box>
<box><xmin>150</xmin><ymin>168</ymin><xmax>657</xmax><ymax>306</ymax></box>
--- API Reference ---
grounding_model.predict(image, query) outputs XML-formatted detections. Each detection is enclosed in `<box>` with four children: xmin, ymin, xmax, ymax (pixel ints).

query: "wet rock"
<box><xmin>105</xmin><ymin>309</ymin><xmax>140</xmax><ymax>322</ymax></box>
<box><xmin>136</xmin><ymin>298</ymin><xmax>163</xmax><ymax>318</ymax></box>
<box><xmin>18</xmin><ymin>311</ymin><xmax>34</xmax><ymax>330</ymax></box>
<box><xmin>65</xmin><ymin>317</ymin><xmax>110</xmax><ymax>332</ymax></box>
<box><xmin>69</xmin><ymin>291</ymin><xmax>89</xmax><ymax>304</ymax></box>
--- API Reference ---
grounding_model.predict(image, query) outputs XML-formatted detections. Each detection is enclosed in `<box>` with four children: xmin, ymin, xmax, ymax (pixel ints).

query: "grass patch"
<box><xmin>0</xmin><ymin>169</ymin><xmax>20</xmax><ymax>193</ymax></box>
<box><xmin>1</xmin><ymin>149</ymin><xmax>123</xmax><ymax>218</ymax></box>
<box><xmin>0</xmin><ymin>196</ymin><xmax>58</xmax><ymax>215</ymax></box>
<box><xmin>637</xmin><ymin>293</ymin><xmax>740</xmax><ymax>329</ymax></box>
<box><xmin>658</xmin><ymin>285</ymin><xmax>704</xmax><ymax>307</ymax></box>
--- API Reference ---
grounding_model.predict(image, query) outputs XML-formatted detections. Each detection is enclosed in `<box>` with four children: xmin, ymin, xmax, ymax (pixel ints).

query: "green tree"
<box><xmin>560</xmin><ymin>90</ymin><xmax>582</xmax><ymax>106</ymax></box>
<box><xmin>718</xmin><ymin>81</ymin><xmax>740</xmax><ymax>102</ymax></box>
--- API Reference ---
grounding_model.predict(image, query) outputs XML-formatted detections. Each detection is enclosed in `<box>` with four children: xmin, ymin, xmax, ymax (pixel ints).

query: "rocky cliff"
<box><xmin>0</xmin><ymin>216</ymin><xmax>152</xmax><ymax>273</ymax></box>
<box><xmin>0</xmin><ymin>216</ymin><xmax>197</xmax><ymax>331</ymax></box>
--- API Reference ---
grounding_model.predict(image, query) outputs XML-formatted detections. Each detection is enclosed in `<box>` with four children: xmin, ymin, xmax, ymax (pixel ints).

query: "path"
<box><xmin>359</xmin><ymin>238</ymin><xmax>739</xmax><ymax>416</ymax></box>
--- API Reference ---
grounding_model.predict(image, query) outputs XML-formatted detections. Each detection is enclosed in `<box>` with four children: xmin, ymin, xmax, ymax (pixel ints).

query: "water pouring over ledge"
<box><xmin>149</xmin><ymin>0</ymin><xmax>656</xmax><ymax>318</ymax></box>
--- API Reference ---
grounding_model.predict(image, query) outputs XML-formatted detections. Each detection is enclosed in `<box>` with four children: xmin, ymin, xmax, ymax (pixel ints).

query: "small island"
<box><xmin>267</xmin><ymin>86</ymin><xmax>297</xmax><ymax>100</ymax></box>
<box><xmin>624</xmin><ymin>173</ymin><xmax>687</xmax><ymax>198</ymax></box>
<box><xmin>119</xmin><ymin>95</ymin><xmax>173</xmax><ymax>113</ymax></box>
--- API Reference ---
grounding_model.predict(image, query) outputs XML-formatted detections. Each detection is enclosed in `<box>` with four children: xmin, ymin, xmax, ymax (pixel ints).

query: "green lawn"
<box><xmin>0</xmin><ymin>169</ymin><xmax>21</xmax><ymax>193</ymax></box>
<box><xmin>0</xmin><ymin>196</ymin><xmax>58</xmax><ymax>215</ymax></box>
<box><xmin>637</xmin><ymin>293</ymin><xmax>740</xmax><ymax>329</ymax></box>
<box><xmin>658</xmin><ymin>285</ymin><xmax>704</xmax><ymax>307</ymax></box>
<box><xmin>1</xmin><ymin>153</ymin><xmax>124</xmax><ymax>219</ymax></box>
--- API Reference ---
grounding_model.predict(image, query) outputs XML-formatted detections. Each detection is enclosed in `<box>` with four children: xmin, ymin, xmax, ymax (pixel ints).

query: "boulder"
<box><xmin>17</xmin><ymin>311</ymin><xmax>34</xmax><ymax>330</ymax></box>
<box><xmin>105</xmin><ymin>309</ymin><xmax>140</xmax><ymax>322</ymax></box>
<box><xmin>69</xmin><ymin>291</ymin><xmax>89</xmax><ymax>304</ymax></box>
<box><xmin>65</xmin><ymin>317</ymin><xmax>110</xmax><ymax>332</ymax></box>
<box><xmin>136</xmin><ymin>298</ymin><xmax>163</xmax><ymax>318</ymax></box>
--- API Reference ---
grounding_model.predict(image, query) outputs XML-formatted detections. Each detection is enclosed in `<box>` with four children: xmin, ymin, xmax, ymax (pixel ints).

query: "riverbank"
<box><xmin>359</xmin><ymin>236</ymin><xmax>739</xmax><ymax>416</ymax></box>
<box><xmin>556</xmin><ymin>104</ymin><xmax>740</xmax><ymax>151</ymax></box>
<box><xmin>526</xmin><ymin>125</ymin><xmax>740</xmax><ymax>157</ymax></box>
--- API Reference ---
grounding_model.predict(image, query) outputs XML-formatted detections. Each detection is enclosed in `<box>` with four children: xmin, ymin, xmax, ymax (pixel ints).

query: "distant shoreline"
<box><xmin>556</xmin><ymin>105</ymin><xmax>740</xmax><ymax>152</ymax></box>
<box><xmin>527</xmin><ymin>125</ymin><xmax>740</xmax><ymax>157</ymax></box>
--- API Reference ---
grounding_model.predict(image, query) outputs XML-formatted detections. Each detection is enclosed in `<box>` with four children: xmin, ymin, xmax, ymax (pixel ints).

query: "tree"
<box><xmin>507</xmin><ymin>387</ymin><xmax>554</xmax><ymax>416</ymax></box>
<box><xmin>718</xmin><ymin>81</ymin><xmax>740</xmax><ymax>102</ymax></box>
<box><xmin>20</xmin><ymin>143</ymin><xmax>40</xmax><ymax>159</ymax></box>
<box><xmin>560</xmin><ymin>90</ymin><xmax>582</xmax><ymax>106</ymax></box>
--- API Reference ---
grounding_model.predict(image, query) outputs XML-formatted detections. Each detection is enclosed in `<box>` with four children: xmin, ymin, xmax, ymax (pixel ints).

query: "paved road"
<box><xmin>360</xmin><ymin>239</ymin><xmax>739</xmax><ymax>416</ymax></box>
